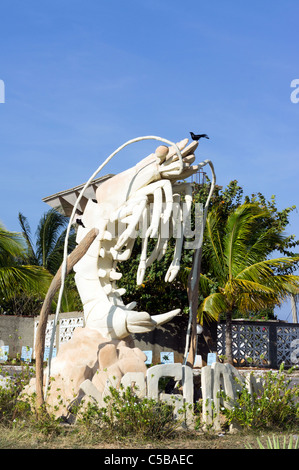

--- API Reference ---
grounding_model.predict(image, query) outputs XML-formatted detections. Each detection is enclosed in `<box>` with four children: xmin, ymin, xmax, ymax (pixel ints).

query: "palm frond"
<box><xmin>0</xmin><ymin>224</ymin><xmax>26</xmax><ymax>259</ymax></box>
<box><xmin>35</xmin><ymin>209</ymin><xmax>70</xmax><ymax>270</ymax></box>
<box><xmin>226</xmin><ymin>278</ymin><xmax>276</xmax><ymax>295</ymax></box>
<box><xmin>236</xmin><ymin>256</ymin><xmax>299</xmax><ymax>284</ymax></box>
<box><xmin>263</xmin><ymin>274</ymin><xmax>299</xmax><ymax>298</ymax></box>
<box><xmin>18</xmin><ymin>212</ymin><xmax>38</xmax><ymax>264</ymax></box>
<box><xmin>230</xmin><ymin>257</ymin><xmax>299</xmax><ymax>311</ymax></box>
<box><xmin>46</xmin><ymin>227</ymin><xmax>76</xmax><ymax>274</ymax></box>
<box><xmin>223</xmin><ymin>203</ymin><xmax>269</xmax><ymax>279</ymax></box>
<box><xmin>203</xmin><ymin>209</ymin><xmax>226</xmax><ymax>281</ymax></box>
<box><xmin>242</xmin><ymin>228</ymin><xmax>286</xmax><ymax>267</ymax></box>
<box><xmin>235</xmin><ymin>292</ymin><xmax>279</xmax><ymax>312</ymax></box>
<box><xmin>0</xmin><ymin>265</ymin><xmax>52</xmax><ymax>299</ymax></box>
<box><xmin>198</xmin><ymin>292</ymin><xmax>227</xmax><ymax>321</ymax></box>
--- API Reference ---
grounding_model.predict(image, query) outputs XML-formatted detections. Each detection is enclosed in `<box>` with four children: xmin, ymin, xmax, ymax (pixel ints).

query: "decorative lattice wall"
<box><xmin>58</xmin><ymin>317</ymin><xmax>84</xmax><ymax>345</ymax></box>
<box><xmin>33</xmin><ymin>313</ymin><xmax>84</xmax><ymax>357</ymax></box>
<box><xmin>32</xmin><ymin>315</ymin><xmax>299</xmax><ymax>369</ymax></box>
<box><xmin>217</xmin><ymin>321</ymin><xmax>299</xmax><ymax>368</ymax></box>
<box><xmin>34</xmin><ymin>319</ymin><xmax>56</xmax><ymax>348</ymax></box>
<box><xmin>276</xmin><ymin>325</ymin><xmax>299</xmax><ymax>365</ymax></box>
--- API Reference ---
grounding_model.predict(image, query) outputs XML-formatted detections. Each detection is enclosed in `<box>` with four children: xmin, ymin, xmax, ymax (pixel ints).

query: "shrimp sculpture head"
<box><xmin>73</xmin><ymin>137</ymin><xmax>201</xmax><ymax>340</ymax></box>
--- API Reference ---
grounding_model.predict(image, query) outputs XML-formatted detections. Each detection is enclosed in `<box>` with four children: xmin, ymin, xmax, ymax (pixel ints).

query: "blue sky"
<box><xmin>1</xmin><ymin>0</ymin><xmax>299</xmax><ymax>320</ymax></box>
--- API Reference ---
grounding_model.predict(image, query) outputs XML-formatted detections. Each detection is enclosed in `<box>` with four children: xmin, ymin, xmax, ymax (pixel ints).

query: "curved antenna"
<box><xmin>44</xmin><ymin>135</ymin><xmax>183</xmax><ymax>397</ymax></box>
<box><xmin>183</xmin><ymin>160</ymin><xmax>216</xmax><ymax>365</ymax></box>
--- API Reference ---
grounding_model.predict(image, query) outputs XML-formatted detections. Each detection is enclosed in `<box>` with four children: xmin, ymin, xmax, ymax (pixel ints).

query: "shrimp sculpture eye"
<box><xmin>72</xmin><ymin>137</ymin><xmax>201</xmax><ymax>340</ymax></box>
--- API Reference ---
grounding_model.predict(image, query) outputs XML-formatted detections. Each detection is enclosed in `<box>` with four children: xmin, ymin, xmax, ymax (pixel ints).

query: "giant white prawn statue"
<box><xmin>29</xmin><ymin>135</ymin><xmax>216</xmax><ymax>417</ymax></box>
<box><xmin>71</xmin><ymin>136</ymin><xmax>206</xmax><ymax>341</ymax></box>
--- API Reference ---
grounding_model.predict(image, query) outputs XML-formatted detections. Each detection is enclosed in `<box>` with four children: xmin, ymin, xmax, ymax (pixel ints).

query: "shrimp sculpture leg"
<box><xmin>73</xmin><ymin>138</ymin><xmax>201</xmax><ymax>340</ymax></box>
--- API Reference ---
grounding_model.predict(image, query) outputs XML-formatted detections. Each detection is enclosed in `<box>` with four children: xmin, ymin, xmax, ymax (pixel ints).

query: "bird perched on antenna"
<box><xmin>76</xmin><ymin>218</ymin><xmax>85</xmax><ymax>228</ymax></box>
<box><xmin>190</xmin><ymin>132</ymin><xmax>209</xmax><ymax>141</ymax></box>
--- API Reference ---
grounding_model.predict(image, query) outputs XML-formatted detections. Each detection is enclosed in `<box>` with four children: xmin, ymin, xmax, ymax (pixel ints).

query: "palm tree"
<box><xmin>0</xmin><ymin>221</ymin><xmax>51</xmax><ymax>304</ymax></box>
<box><xmin>18</xmin><ymin>209</ymin><xmax>77</xmax><ymax>274</ymax></box>
<box><xmin>198</xmin><ymin>203</ymin><xmax>299</xmax><ymax>364</ymax></box>
<box><xmin>18</xmin><ymin>209</ymin><xmax>81</xmax><ymax>313</ymax></box>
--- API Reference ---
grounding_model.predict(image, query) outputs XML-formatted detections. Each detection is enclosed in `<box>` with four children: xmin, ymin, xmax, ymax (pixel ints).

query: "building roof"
<box><xmin>42</xmin><ymin>174</ymin><xmax>114</xmax><ymax>217</ymax></box>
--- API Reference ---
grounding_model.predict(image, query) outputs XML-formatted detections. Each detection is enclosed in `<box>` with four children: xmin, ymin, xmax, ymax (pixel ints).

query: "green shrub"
<box><xmin>0</xmin><ymin>364</ymin><xmax>33</xmax><ymax>424</ymax></box>
<box><xmin>221</xmin><ymin>364</ymin><xmax>299</xmax><ymax>431</ymax></box>
<box><xmin>76</xmin><ymin>383</ymin><xmax>180</xmax><ymax>440</ymax></box>
<box><xmin>0</xmin><ymin>368</ymin><xmax>67</xmax><ymax>439</ymax></box>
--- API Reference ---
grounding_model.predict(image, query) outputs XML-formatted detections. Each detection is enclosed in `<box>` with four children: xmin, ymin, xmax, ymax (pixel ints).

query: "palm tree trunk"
<box><xmin>225</xmin><ymin>310</ymin><xmax>233</xmax><ymax>365</ymax></box>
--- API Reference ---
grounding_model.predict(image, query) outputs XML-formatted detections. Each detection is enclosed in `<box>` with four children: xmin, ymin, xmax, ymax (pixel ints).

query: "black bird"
<box><xmin>190</xmin><ymin>132</ymin><xmax>209</xmax><ymax>141</ymax></box>
<box><xmin>76</xmin><ymin>218</ymin><xmax>85</xmax><ymax>228</ymax></box>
